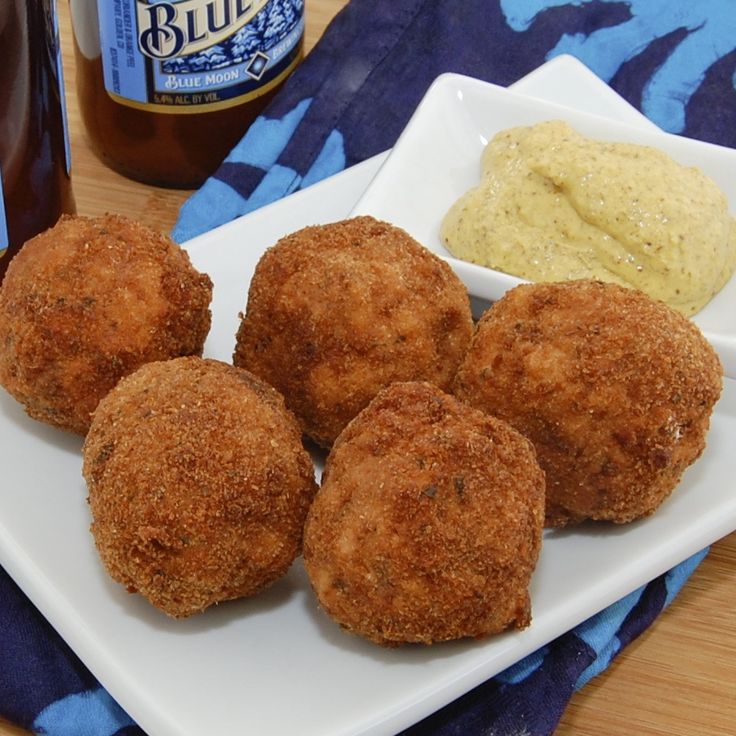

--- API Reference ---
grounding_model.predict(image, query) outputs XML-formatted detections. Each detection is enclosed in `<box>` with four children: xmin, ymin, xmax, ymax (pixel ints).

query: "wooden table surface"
<box><xmin>2</xmin><ymin>2</ymin><xmax>735</xmax><ymax>735</ymax></box>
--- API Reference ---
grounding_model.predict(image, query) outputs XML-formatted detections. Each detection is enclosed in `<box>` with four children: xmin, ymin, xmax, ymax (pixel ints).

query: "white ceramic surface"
<box><xmin>352</xmin><ymin>60</ymin><xmax>736</xmax><ymax>378</ymax></box>
<box><xmin>1</xmin><ymin>56</ymin><xmax>735</xmax><ymax>736</ymax></box>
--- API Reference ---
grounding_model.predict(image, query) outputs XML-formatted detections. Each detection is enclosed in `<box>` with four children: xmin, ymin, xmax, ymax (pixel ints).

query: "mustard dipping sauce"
<box><xmin>440</xmin><ymin>120</ymin><xmax>736</xmax><ymax>316</ymax></box>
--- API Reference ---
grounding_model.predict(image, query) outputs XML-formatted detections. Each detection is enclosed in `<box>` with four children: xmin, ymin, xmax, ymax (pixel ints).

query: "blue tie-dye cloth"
<box><xmin>2</xmin><ymin>1</ymin><xmax>734</xmax><ymax>734</ymax></box>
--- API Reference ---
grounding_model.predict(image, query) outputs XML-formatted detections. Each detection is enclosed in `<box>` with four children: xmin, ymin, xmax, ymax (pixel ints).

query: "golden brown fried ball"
<box><xmin>303</xmin><ymin>381</ymin><xmax>545</xmax><ymax>646</ymax></box>
<box><xmin>233</xmin><ymin>216</ymin><xmax>473</xmax><ymax>447</ymax></box>
<box><xmin>0</xmin><ymin>214</ymin><xmax>212</xmax><ymax>434</ymax></box>
<box><xmin>83</xmin><ymin>356</ymin><xmax>318</xmax><ymax>618</ymax></box>
<box><xmin>453</xmin><ymin>280</ymin><xmax>723</xmax><ymax>526</ymax></box>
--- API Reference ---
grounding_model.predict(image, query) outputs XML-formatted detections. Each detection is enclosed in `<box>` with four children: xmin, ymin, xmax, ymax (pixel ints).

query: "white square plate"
<box><xmin>352</xmin><ymin>67</ymin><xmax>736</xmax><ymax>378</ymax></box>
<box><xmin>1</xmin><ymin>56</ymin><xmax>735</xmax><ymax>736</ymax></box>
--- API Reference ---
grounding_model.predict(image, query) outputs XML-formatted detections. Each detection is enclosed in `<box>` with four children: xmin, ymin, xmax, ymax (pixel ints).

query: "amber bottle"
<box><xmin>0</xmin><ymin>0</ymin><xmax>76</xmax><ymax>282</ymax></box>
<box><xmin>69</xmin><ymin>0</ymin><xmax>305</xmax><ymax>189</ymax></box>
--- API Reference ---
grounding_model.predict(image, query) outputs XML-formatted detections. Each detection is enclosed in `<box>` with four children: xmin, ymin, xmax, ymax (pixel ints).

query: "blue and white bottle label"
<box><xmin>97</xmin><ymin>0</ymin><xmax>304</xmax><ymax>112</ymax></box>
<box><xmin>0</xmin><ymin>166</ymin><xmax>8</xmax><ymax>261</ymax></box>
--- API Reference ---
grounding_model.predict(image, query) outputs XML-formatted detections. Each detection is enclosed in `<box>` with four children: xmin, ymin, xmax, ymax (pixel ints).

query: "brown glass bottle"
<box><xmin>0</xmin><ymin>0</ymin><xmax>76</xmax><ymax>282</ymax></box>
<box><xmin>69</xmin><ymin>0</ymin><xmax>305</xmax><ymax>189</ymax></box>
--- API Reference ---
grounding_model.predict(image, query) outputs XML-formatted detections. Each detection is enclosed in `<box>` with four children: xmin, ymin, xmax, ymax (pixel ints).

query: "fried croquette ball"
<box><xmin>453</xmin><ymin>280</ymin><xmax>723</xmax><ymax>526</ymax></box>
<box><xmin>83</xmin><ymin>357</ymin><xmax>318</xmax><ymax>618</ymax></box>
<box><xmin>303</xmin><ymin>381</ymin><xmax>545</xmax><ymax>646</ymax></box>
<box><xmin>233</xmin><ymin>216</ymin><xmax>473</xmax><ymax>447</ymax></box>
<box><xmin>0</xmin><ymin>214</ymin><xmax>213</xmax><ymax>434</ymax></box>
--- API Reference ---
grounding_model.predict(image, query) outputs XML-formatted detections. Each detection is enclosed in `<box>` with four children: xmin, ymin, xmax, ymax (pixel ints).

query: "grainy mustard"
<box><xmin>440</xmin><ymin>120</ymin><xmax>736</xmax><ymax>315</ymax></box>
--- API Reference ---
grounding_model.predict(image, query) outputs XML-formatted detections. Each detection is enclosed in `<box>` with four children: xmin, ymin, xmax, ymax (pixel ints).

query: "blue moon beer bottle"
<box><xmin>69</xmin><ymin>0</ymin><xmax>305</xmax><ymax>188</ymax></box>
<box><xmin>0</xmin><ymin>0</ymin><xmax>75</xmax><ymax>282</ymax></box>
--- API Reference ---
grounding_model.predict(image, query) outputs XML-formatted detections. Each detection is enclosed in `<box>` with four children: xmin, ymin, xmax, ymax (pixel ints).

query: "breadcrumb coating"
<box><xmin>83</xmin><ymin>356</ymin><xmax>318</xmax><ymax>618</ymax></box>
<box><xmin>303</xmin><ymin>381</ymin><xmax>545</xmax><ymax>646</ymax></box>
<box><xmin>0</xmin><ymin>214</ymin><xmax>212</xmax><ymax>434</ymax></box>
<box><xmin>233</xmin><ymin>216</ymin><xmax>473</xmax><ymax>447</ymax></box>
<box><xmin>453</xmin><ymin>280</ymin><xmax>723</xmax><ymax>525</ymax></box>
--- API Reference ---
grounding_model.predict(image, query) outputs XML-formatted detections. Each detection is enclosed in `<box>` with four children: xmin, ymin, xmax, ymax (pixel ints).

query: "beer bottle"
<box><xmin>0</xmin><ymin>0</ymin><xmax>76</xmax><ymax>282</ymax></box>
<box><xmin>69</xmin><ymin>0</ymin><xmax>305</xmax><ymax>189</ymax></box>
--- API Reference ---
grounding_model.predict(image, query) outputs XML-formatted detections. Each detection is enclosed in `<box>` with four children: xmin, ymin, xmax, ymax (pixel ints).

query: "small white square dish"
<box><xmin>351</xmin><ymin>69</ymin><xmax>736</xmax><ymax>378</ymax></box>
